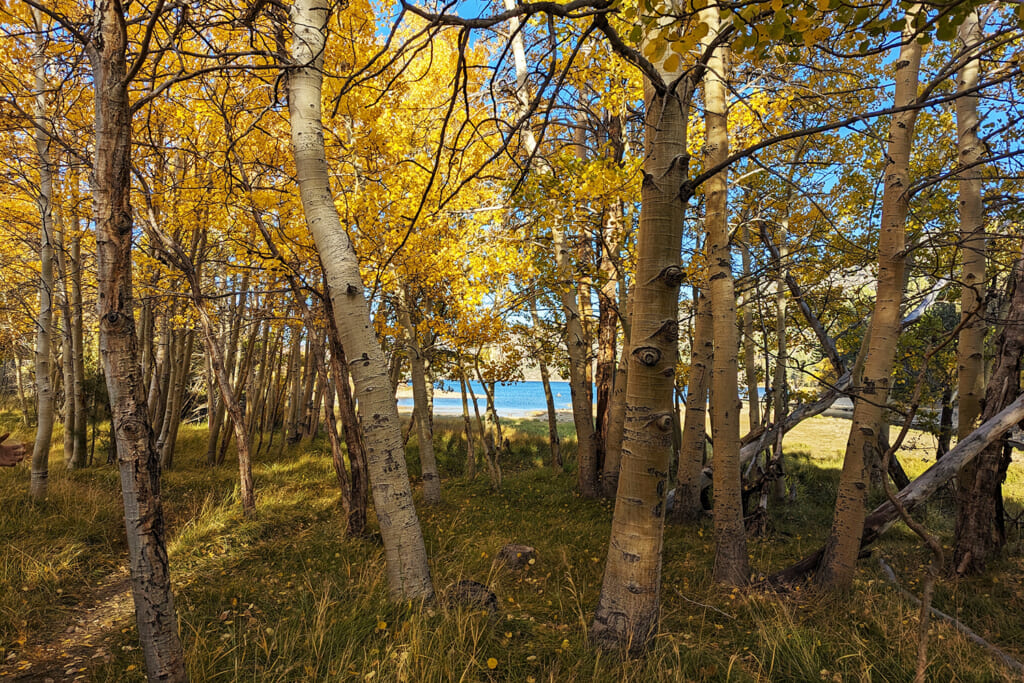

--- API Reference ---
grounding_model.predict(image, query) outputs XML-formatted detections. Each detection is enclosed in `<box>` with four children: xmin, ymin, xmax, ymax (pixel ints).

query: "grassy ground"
<box><xmin>0</xmin><ymin>411</ymin><xmax>1022</xmax><ymax>681</ymax></box>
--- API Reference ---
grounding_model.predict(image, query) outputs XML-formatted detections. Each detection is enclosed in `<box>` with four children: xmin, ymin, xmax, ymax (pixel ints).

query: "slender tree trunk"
<box><xmin>198</xmin><ymin>312</ymin><xmax>255</xmax><ymax>515</ymax></box>
<box><xmin>284</xmin><ymin>330</ymin><xmax>304</xmax><ymax>445</ymax></box>
<box><xmin>555</xmin><ymin>224</ymin><xmax>599</xmax><ymax>497</ymax></box>
<box><xmin>326</xmin><ymin>327</ymin><xmax>369</xmax><ymax>537</ymax></box>
<box><xmin>16</xmin><ymin>355</ymin><xmax>30</xmax><ymax>428</ymax></box>
<box><xmin>591</xmin><ymin>55</ymin><xmax>692</xmax><ymax>648</ymax></box>
<box><xmin>771</xmin><ymin>220</ymin><xmax>788</xmax><ymax>499</ymax></box>
<box><xmin>539</xmin><ymin>359</ymin><xmax>562</xmax><ymax>471</ymax></box>
<box><xmin>55</xmin><ymin>207</ymin><xmax>76</xmax><ymax>468</ymax></box>
<box><xmin>467</xmin><ymin>369</ymin><xmax>500</xmax><ymax>487</ymax></box>
<box><xmin>85</xmin><ymin>3</ymin><xmax>186</xmax><ymax>677</ymax></box>
<box><xmin>30</xmin><ymin>9</ymin><xmax>56</xmax><ymax>500</ymax></box>
<box><xmin>596</xmin><ymin>199</ymin><xmax>624</xmax><ymax>486</ymax></box>
<box><xmin>817</xmin><ymin>8</ymin><xmax>922</xmax><ymax>590</ymax></box>
<box><xmin>288</xmin><ymin>0</ymin><xmax>433</xmax><ymax>600</ymax></box>
<box><xmin>459</xmin><ymin>370</ymin><xmax>477</xmax><ymax>479</ymax></box>
<box><xmin>248</xmin><ymin>319</ymin><xmax>273</xmax><ymax>448</ymax></box>
<box><xmin>601</xmin><ymin>289</ymin><xmax>631</xmax><ymax>497</ymax></box>
<box><xmin>208</xmin><ymin>284</ymin><xmax>245</xmax><ymax>463</ymax></box>
<box><xmin>397</xmin><ymin>286</ymin><xmax>441</xmax><ymax>504</ymax></box>
<box><xmin>219</xmin><ymin>322</ymin><xmax>259</xmax><ymax>463</ymax></box>
<box><xmin>160</xmin><ymin>330</ymin><xmax>193</xmax><ymax>470</ymax></box>
<box><xmin>671</xmin><ymin>290</ymin><xmax>712</xmax><ymax>524</ymax></box>
<box><xmin>148</xmin><ymin>313</ymin><xmax>171</xmax><ymax>434</ymax></box>
<box><xmin>68</xmin><ymin>196</ymin><xmax>88</xmax><ymax>468</ymax></box>
<box><xmin>954</xmin><ymin>256</ymin><xmax>1024</xmax><ymax>574</ymax></box>
<box><xmin>473</xmin><ymin>362</ymin><xmax>504</xmax><ymax>487</ymax></box>
<box><xmin>530</xmin><ymin>302</ymin><xmax>562</xmax><ymax>470</ymax></box>
<box><xmin>298</xmin><ymin>334</ymin><xmax>317</xmax><ymax>440</ymax></box>
<box><xmin>936</xmin><ymin>388</ymin><xmax>954</xmax><ymax>458</ymax></box>
<box><xmin>156</xmin><ymin>328</ymin><xmax>182</xmax><ymax>468</ymax></box>
<box><xmin>702</xmin><ymin>17</ymin><xmax>749</xmax><ymax>585</ymax></box>
<box><xmin>955</xmin><ymin>9</ymin><xmax>987</xmax><ymax>459</ymax></box>
<box><xmin>739</xmin><ymin>225</ymin><xmax>760</xmax><ymax>431</ymax></box>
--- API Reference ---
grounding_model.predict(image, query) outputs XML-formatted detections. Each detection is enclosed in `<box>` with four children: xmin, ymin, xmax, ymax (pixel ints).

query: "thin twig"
<box><xmin>877</xmin><ymin>557</ymin><xmax>1024</xmax><ymax>678</ymax></box>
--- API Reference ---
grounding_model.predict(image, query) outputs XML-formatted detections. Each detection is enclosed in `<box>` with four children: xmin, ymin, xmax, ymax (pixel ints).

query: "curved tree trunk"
<box><xmin>817</xmin><ymin>7</ymin><xmax>922</xmax><ymax>590</ymax></box>
<box><xmin>288</xmin><ymin>0</ymin><xmax>433</xmax><ymax>601</ymax></box>
<box><xmin>85</xmin><ymin>2</ymin><xmax>186</xmax><ymax>678</ymax></box>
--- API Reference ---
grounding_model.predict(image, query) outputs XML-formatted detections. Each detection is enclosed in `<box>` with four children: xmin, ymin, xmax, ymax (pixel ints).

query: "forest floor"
<box><xmin>0</xmin><ymin>412</ymin><xmax>1022</xmax><ymax>681</ymax></box>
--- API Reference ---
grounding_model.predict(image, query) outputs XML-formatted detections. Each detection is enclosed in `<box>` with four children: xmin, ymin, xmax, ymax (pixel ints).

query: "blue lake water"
<box><xmin>397</xmin><ymin>380</ymin><xmax>574</xmax><ymax>418</ymax></box>
<box><xmin>397</xmin><ymin>381</ymin><xmax>766</xmax><ymax>418</ymax></box>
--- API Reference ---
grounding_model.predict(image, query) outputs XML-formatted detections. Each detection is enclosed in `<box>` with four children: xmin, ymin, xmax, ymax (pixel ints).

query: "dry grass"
<box><xmin>0</xmin><ymin>412</ymin><xmax>1021</xmax><ymax>681</ymax></box>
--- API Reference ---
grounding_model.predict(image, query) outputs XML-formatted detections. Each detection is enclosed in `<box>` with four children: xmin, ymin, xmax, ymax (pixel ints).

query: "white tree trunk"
<box><xmin>30</xmin><ymin>7</ymin><xmax>55</xmax><ymax>500</ymax></box>
<box><xmin>288</xmin><ymin>0</ymin><xmax>433</xmax><ymax>600</ymax></box>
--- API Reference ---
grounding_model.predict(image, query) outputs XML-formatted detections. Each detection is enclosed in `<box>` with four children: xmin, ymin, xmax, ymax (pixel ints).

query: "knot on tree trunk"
<box><xmin>633</xmin><ymin>346</ymin><xmax>661</xmax><ymax>366</ymax></box>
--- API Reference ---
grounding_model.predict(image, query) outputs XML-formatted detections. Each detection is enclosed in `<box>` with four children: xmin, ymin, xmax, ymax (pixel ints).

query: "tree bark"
<box><xmin>530</xmin><ymin>302</ymin><xmax>562</xmax><ymax>470</ymax></box>
<box><xmin>601</xmin><ymin>286</ymin><xmax>632</xmax><ymax>498</ymax></box>
<box><xmin>817</xmin><ymin>9</ymin><xmax>923</xmax><ymax>590</ymax></box>
<box><xmin>955</xmin><ymin>9</ymin><xmax>987</xmax><ymax>443</ymax></box>
<box><xmin>30</xmin><ymin>7</ymin><xmax>56</xmax><ymax>500</ymax></box>
<box><xmin>596</xmin><ymin>200</ymin><xmax>624</xmax><ymax>487</ymax></box>
<box><xmin>955</xmin><ymin>256</ymin><xmax>1024</xmax><ymax>574</ymax></box>
<box><xmin>327</xmin><ymin>329</ymin><xmax>369</xmax><ymax>537</ymax></box>
<box><xmin>670</xmin><ymin>290</ymin><xmax>711</xmax><ymax>524</ymax></box>
<box><xmin>86</xmin><ymin>2</ymin><xmax>186</xmax><ymax>678</ymax></box>
<box><xmin>288</xmin><ymin>0</ymin><xmax>433</xmax><ymax>601</ymax></box>
<box><xmin>459</xmin><ymin>370</ymin><xmax>477</xmax><ymax>479</ymax></box>
<box><xmin>397</xmin><ymin>285</ymin><xmax>441</xmax><ymax>504</ymax></box>
<box><xmin>159</xmin><ymin>329</ymin><xmax>194</xmax><ymax>470</ymax></box>
<box><xmin>592</xmin><ymin>52</ymin><xmax>691</xmax><ymax>648</ymax></box>
<box><xmin>68</xmin><ymin>179</ymin><xmax>88</xmax><ymax>469</ymax></box>
<box><xmin>54</xmin><ymin>207</ymin><xmax>76</xmax><ymax>469</ymax></box>
<box><xmin>555</xmin><ymin>222</ymin><xmax>600</xmax><ymax>497</ymax></box>
<box><xmin>739</xmin><ymin>225</ymin><xmax>760</xmax><ymax>430</ymax></box>
<box><xmin>702</xmin><ymin>16</ymin><xmax>750</xmax><ymax>585</ymax></box>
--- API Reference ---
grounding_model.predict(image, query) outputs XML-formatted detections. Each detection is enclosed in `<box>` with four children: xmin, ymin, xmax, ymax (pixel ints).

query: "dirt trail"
<box><xmin>1</xmin><ymin>568</ymin><xmax>133</xmax><ymax>682</ymax></box>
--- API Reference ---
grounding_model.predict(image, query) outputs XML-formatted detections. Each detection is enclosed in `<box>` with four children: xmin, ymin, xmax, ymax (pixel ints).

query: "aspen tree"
<box><xmin>85</xmin><ymin>1</ymin><xmax>187</xmax><ymax>677</ymax></box>
<box><xmin>288</xmin><ymin>0</ymin><xmax>434</xmax><ymax>600</ymax></box>
<box><xmin>29</xmin><ymin>7</ymin><xmax>55</xmax><ymax>500</ymax></box>
<box><xmin>702</xmin><ymin>5</ymin><xmax>750</xmax><ymax>585</ymax></box>
<box><xmin>591</xmin><ymin>2</ymin><xmax>693</xmax><ymax>649</ymax></box>
<box><xmin>954</xmin><ymin>7</ymin><xmax>989</xmax><ymax>509</ymax></box>
<box><xmin>818</xmin><ymin>6</ymin><xmax>923</xmax><ymax>590</ymax></box>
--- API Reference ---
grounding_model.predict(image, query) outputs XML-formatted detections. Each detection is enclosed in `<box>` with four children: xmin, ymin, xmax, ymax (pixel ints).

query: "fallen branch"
<box><xmin>877</xmin><ymin>557</ymin><xmax>1024</xmax><ymax>677</ymax></box>
<box><xmin>769</xmin><ymin>390</ymin><xmax>1024</xmax><ymax>584</ymax></box>
<box><xmin>737</xmin><ymin>375</ymin><xmax>850</xmax><ymax>469</ymax></box>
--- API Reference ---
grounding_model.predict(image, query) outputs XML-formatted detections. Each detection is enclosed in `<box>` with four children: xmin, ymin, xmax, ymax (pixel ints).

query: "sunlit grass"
<box><xmin>0</xmin><ymin>411</ymin><xmax>1021</xmax><ymax>681</ymax></box>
